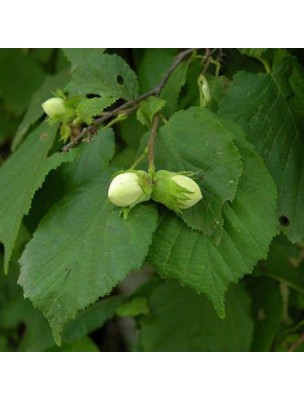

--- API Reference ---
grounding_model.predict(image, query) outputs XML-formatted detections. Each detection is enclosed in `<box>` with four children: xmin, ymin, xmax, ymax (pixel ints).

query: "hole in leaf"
<box><xmin>279</xmin><ymin>215</ymin><xmax>290</xmax><ymax>226</ymax></box>
<box><xmin>117</xmin><ymin>75</ymin><xmax>124</xmax><ymax>85</ymax></box>
<box><xmin>86</xmin><ymin>94</ymin><xmax>100</xmax><ymax>99</ymax></box>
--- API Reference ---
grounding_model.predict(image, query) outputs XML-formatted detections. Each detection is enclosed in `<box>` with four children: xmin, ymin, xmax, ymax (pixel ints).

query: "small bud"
<box><xmin>108</xmin><ymin>171</ymin><xmax>153</xmax><ymax>208</ymax></box>
<box><xmin>42</xmin><ymin>97</ymin><xmax>67</xmax><ymax>118</ymax></box>
<box><xmin>201</xmin><ymin>76</ymin><xmax>211</xmax><ymax>103</ymax></box>
<box><xmin>59</xmin><ymin>123</ymin><xmax>72</xmax><ymax>143</ymax></box>
<box><xmin>152</xmin><ymin>170</ymin><xmax>202</xmax><ymax>213</ymax></box>
<box><xmin>198</xmin><ymin>75</ymin><xmax>211</xmax><ymax>107</ymax></box>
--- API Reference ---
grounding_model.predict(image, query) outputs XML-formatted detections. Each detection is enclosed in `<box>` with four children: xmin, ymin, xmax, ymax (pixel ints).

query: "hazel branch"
<box><xmin>62</xmin><ymin>48</ymin><xmax>197</xmax><ymax>152</ymax></box>
<box><xmin>147</xmin><ymin>114</ymin><xmax>161</xmax><ymax>173</ymax></box>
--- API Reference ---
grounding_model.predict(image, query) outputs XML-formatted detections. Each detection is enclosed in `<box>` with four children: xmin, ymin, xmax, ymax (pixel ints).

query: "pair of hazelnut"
<box><xmin>108</xmin><ymin>170</ymin><xmax>202</xmax><ymax>216</ymax></box>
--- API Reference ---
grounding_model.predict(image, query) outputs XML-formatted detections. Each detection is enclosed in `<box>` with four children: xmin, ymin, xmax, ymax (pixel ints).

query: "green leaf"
<box><xmin>18</xmin><ymin>173</ymin><xmax>158</xmax><ymax>344</ymax></box>
<box><xmin>75</xmin><ymin>96</ymin><xmax>118</xmax><ymax>125</ymax></box>
<box><xmin>0</xmin><ymin>100</ymin><xmax>20</xmax><ymax>145</ymax></box>
<box><xmin>116</xmin><ymin>297</ymin><xmax>149</xmax><ymax>317</ymax></box>
<box><xmin>66</xmin><ymin>52</ymin><xmax>138</xmax><ymax>100</ymax></box>
<box><xmin>63</xmin><ymin>48</ymin><xmax>106</xmax><ymax>70</ymax></box>
<box><xmin>139</xmin><ymin>280</ymin><xmax>253</xmax><ymax>351</ymax></box>
<box><xmin>204</xmin><ymin>74</ymin><xmax>231</xmax><ymax>112</ymax></box>
<box><xmin>17</xmin><ymin>304</ymin><xmax>55</xmax><ymax>352</ymax></box>
<box><xmin>10</xmin><ymin>291</ymin><xmax>122</xmax><ymax>351</ymax></box>
<box><xmin>258</xmin><ymin>235</ymin><xmax>304</xmax><ymax>294</ymax></box>
<box><xmin>238</xmin><ymin>48</ymin><xmax>267</xmax><ymax>60</ymax></box>
<box><xmin>0</xmin><ymin>49</ymin><xmax>45</xmax><ymax>115</ymax></box>
<box><xmin>12</xmin><ymin>69</ymin><xmax>70</xmax><ymax>150</ymax></box>
<box><xmin>62</xmin><ymin>296</ymin><xmax>125</xmax><ymax>343</ymax></box>
<box><xmin>16</xmin><ymin>295</ymin><xmax>123</xmax><ymax>351</ymax></box>
<box><xmin>137</xmin><ymin>49</ymin><xmax>177</xmax><ymax>93</ymax></box>
<box><xmin>276</xmin><ymin>333</ymin><xmax>304</xmax><ymax>352</ymax></box>
<box><xmin>0</xmin><ymin>123</ymin><xmax>75</xmax><ymax>272</ymax></box>
<box><xmin>272</xmin><ymin>50</ymin><xmax>304</xmax><ymax>132</ymax></box>
<box><xmin>137</xmin><ymin>49</ymin><xmax>189</xmax><ymax>117</ymax></box>
<box><xmin>153</xmin><ymin>107</ymin><xmax>243</xmax><ymax>241</ymax></box>
<box><xmin>0</xmin><ymin>230</ymin><xmax>55</xmax><ymax>352</ymax></box>
<box><xmin>178</xmin><ymin>58</ymin><xmax>202</xmax><ymax>109</ymax></box>
<box><xmin>117</xmin><ymin>112</ymin><xmax>146</xmax><ymax>150</ymax></box>
<box><xmin>162</xmin><ymin>60</ymin><xmax>190</xmax><ymax>117</ymax></box>
<box><xmin>136</xmin><ymin>96</ymin><xmax>166</xmax><ymax>127</ymax></box>
<box><xmin>30</xmin><ymin>48</ymin><xmax>53</xmax><ymax>64</ymax></box>
<box><xmin>46</xmin><ymin>337</ymin><xmax>99</xmax><ymax>352</ymax></box>
<box><xmin>218</xmin><ymin>57</ymin><xmax>304</xmax><ymax>242</ymax></box>
<box><xmin>289</xmin><ymin>68</ymin><xmax>304</xmax><ymax>131</ymax></box>
<box><xmin>23</xmin><ymin>128</ymin><xmax>115</xmax><ymax>235</ymax></box>
<box><xmin>149</xmin><ymin>121</ymin><xmax>277</xmax><ymax>316</ymax></box>
<box><xmin>248</xmin><ymin>277</ymin><xmax>283</xmax><ymax>351</ymax></box>
<box><xmin>0</xmin><ymin>336</ymin><xmax>9</xmax><ymax>351</ymax></box>
<box><xmin>110</xmin><ymin>147</ymin><xmax>137</xmax><ymax>170</ymax></box>
<box><xmin>19</xmin><ymin>179</ymin><xmax>157</xmax><ymax>344</ymax></box>
<box><xmin>61</xmin><ymin>127</ymin><xmax>115</xmax><ymax>188</ymax></box>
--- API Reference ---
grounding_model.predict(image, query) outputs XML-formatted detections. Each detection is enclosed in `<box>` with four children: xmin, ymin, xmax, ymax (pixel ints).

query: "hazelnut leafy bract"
<box><xmin>151</xmin><ymin>170</ymin><xmax>202</xmax><ymax>213</ymax></box>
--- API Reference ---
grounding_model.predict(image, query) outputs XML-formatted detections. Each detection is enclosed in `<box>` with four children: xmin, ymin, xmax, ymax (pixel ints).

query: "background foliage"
<box><xmin>0</xmin><ymin>48</ymin><xmax>304</xmax><ymax>352</ymax></box>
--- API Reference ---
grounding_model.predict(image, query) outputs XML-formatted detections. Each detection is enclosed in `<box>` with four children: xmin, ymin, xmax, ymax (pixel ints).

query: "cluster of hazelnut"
<box><xmin>42</xmin><ymin>97</ymin><xmax>203</xmax><ymax>217</ymax></box>
<box><xmin>108</xmin><ymin>170</ymin><xmax>202</xmax><ymax>216</ymax></box>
